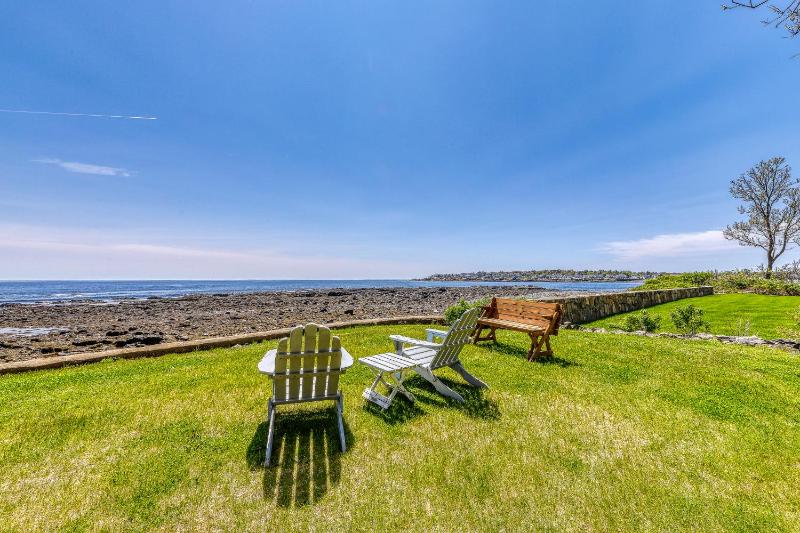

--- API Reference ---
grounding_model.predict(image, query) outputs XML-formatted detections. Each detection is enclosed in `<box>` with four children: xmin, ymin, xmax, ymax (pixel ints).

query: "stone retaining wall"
<box><xmin>537</xmin><ymin>286</ymin><xmax>714</xmax><ymax>325</ymax></box>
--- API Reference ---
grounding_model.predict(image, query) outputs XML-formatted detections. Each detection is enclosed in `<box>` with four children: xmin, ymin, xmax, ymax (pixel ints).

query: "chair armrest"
<box><xmin>389</xmin><ymin>335</ymin><xmax>442</xmax><ymax>350</ymax></box>
<box><xmin>425</xmin><ymin>328</ymin><xmax>449</xmax><ymax>342</ymax></box>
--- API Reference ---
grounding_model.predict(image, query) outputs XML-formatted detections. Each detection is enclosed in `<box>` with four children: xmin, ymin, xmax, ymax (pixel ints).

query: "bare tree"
<box><xmin>724</xmin><ymin>157</ymin><xmax>800</xmax><ymax>278</ymax></box>
<box><xmin>722</xmin><ymin>1</ymin><xmax>800</xmax><ymax>39</ymax></box>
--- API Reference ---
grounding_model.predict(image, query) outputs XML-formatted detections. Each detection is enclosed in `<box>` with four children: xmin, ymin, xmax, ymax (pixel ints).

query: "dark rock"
<box><xmin>72</xmin><ymin>339</ymin><xmax>99</xmax><ymax>347</ymax></box>
<box><xmin>344</xmin><ymin>309</ymin><xmax>355</xmax><ymax>315</ymax></box>
<box><xmin>127</xmin><ymin>335</ymin><xmax>163</xmax><ymax>346</ymax></box>
<box><xmin>105</xmin><ymin>330</ymin><xmax>125</xmax><ymax>337</ymax></box>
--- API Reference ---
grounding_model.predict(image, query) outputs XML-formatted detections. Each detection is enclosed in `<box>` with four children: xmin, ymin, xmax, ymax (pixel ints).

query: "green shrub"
<box><xmin>444</xmin><ymin>298</ymin><xmax>489</xmax><ymax>325</ymax></box>
<box><xmin>670</xmin><ymin>304</ymin><xmax>710</xmax><ymax>335</ymax></box>
<box><xmin>634</xmin><ymin>270</ymin><xmax>800</xmax><ymax>296</ymax></box>
<box><xmin>634</xmin><ymin>272</ymin><xmax>713</xmax><ymax>291</ymax></box>
<box><xmin>622</xmin><ymin>310</ymin><xmax>662</xmax><ymax>332</ymax></box>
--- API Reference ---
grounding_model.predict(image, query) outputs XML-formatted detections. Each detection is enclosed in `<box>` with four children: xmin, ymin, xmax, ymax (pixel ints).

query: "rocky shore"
<box><xmin>0</xmin><ymin>285</ymin><xmax>570</xmax><ymax>364</ymax></box>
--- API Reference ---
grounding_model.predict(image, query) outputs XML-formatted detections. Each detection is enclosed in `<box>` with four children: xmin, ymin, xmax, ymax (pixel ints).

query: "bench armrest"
<box><xmin>389</xmin><ymin>335</ymin><xmax>442</xmax><ymax>350</ymax></box>
<box><xmin>425</xmin><ymin>328</ymin><xmax>449</xmax><ymax>342</ymax></box>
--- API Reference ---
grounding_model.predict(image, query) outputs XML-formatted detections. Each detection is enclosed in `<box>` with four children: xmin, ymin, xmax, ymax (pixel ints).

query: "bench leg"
<box><xmin>527</xmin><ymin>335</ymin><xmax>552</xmax><ymax>361</ymax></box>
<box><xmin>472</xmin><ymin>325</ymin><xmax>497</xmax><ymax>344</ymax></box>
<box><xmin>414</xmin><ymin>366</ymin><xmax>466</xmax><ymax>403</ymax></box>
<box><xmin>449</xmin><ymin>361</ymin><xmax>488</xmax><ymax>388</ymax></box>
<box><xmin>543</xmin><ymin>337</ymin><xmax>553</xmax><ymax>357</ymax></box>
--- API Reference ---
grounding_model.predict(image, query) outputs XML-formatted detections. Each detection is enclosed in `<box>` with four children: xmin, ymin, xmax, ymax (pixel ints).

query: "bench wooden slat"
<box><xmin>473</xmin><ymin>297</ymin><xmax>562</xmax><ymax>361</ymax></box>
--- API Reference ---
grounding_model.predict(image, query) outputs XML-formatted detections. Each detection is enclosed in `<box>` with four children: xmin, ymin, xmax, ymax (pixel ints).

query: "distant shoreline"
<box><xmin>417</xmin><ymin>276</ymin><xmax>648</xmax><ymax>283</ymax></box>
<box><xmin>417</xmin><ymin>270</ymin><xmax>662</xmax><ymax>283</ymax></box>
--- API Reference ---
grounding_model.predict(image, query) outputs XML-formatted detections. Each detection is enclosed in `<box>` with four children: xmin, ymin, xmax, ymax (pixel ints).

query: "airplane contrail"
<box><xmin>0</xmin><ymin>109</ymin><xmax>157</xmax><ymax>120</ymax></box>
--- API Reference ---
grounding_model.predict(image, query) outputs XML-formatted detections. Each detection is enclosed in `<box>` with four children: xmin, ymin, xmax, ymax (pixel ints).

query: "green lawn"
<box><xmin>1</xmin><ymin>325</ymin><xmax>799</xmax><ymax>531</ymax></box>
<box><xmin>587</xmin><ymin>293</ymin><xmax>800</xmax><ymax>339</ymax></box>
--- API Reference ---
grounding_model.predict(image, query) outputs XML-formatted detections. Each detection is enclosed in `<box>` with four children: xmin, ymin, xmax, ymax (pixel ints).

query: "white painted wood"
<box><xmin>426</xmin><ymin>328</ymin><xmax>449</xmax><ymax>342</ymax></box>
<box><xmin>258</xmin><ymin>347</ymin><xmax>353</xmax><ymax>375</ymax></box>
<box><xmin>359</xmin><ymin>308</ymin><xmax>486</xmax><ymax>410</ymax></box>
<box><xmin>259</xmin><ymin>324</ymin><xmax>350</xmax><ymax>465</ymax></box>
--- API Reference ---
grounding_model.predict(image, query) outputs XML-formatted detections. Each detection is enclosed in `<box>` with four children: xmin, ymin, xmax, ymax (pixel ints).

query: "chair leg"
<box><xmin>414</xmin><ymin>366</ymin><xmax>465</xmax><ymax>403</ymax></box>
<box><xmin>363</xmin><ymin>368</ymin><xmax>415</xmax><ymax>410</ymax></box>
<box><xmin>265</xmin><ymin>400</ymin><xmax>276</xmax><ymax>466</ymax></box>
<box><xmin>449</xmin><ymin>361</ymin><xmax>488</xmax><ymax>388</ymax></box>
<box><xmin>336</xmin><ymin>393</ymin><xmax>346</xmax><ymax>452</ymax></box>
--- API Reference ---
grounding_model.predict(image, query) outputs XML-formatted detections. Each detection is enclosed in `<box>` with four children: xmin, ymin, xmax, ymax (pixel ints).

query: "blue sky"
<box><xmin>1</xmin><ymin>1</ymin><xmax>799</xmax><ymax>279</ymax></box>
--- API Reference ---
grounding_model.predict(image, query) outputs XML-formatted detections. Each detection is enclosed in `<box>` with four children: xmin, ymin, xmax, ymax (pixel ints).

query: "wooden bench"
<box><xmin>472</xmin><ymin>297</ymin><xmax>563</xmax><ymax>361</ymax></box>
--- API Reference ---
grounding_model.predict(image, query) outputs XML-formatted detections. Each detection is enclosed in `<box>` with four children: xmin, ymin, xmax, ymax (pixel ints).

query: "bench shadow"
<box><xmin>488</xmin><ymin>340</ymin><xmax>577</xmax><ymax>368</ymax></box>
<box><xmin>246</xmin><ymin>408</ymin><xmax>352</xmax><ymax>507</ymax></box>
<box><xmin>408</xmin><ymin>375</ymin><xmax>501</xmax><ymax>421</ymax></box>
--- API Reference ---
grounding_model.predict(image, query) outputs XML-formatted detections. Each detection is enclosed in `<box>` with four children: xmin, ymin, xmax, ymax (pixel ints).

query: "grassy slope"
<box><xmin>1</xmin><ymin>325</ymin><xmax>799</xmax><ymax>531</ymax></box>
<box><xmin>587</xmin><ymin>294</ymin><xmax>800</xmax><ymax>339</ymax></box>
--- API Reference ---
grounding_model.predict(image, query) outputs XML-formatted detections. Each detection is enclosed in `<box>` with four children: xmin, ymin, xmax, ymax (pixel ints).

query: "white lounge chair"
<box><xmin>359</xmin><ymin>307</ymin><xmax>487</xmax><ymax>410</ymax></box>
<box><xmin>258</xmin><ymin>324</ymin><xmax>352</xmax><ymax>466</ymax></box>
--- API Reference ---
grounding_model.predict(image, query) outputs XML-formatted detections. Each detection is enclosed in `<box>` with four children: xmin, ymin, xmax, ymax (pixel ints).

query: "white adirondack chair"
<box><xmin>360</xmin><ymin>307</ymin><xmax>487</xmax><ymax>410</ymax></box>
<box><xmin>261</xmin><ymin>324</ymin><xmax>348</xmax><ymax>466</ymax></box>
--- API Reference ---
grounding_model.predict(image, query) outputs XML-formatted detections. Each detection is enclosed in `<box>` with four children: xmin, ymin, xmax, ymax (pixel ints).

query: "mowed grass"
<box><xmin>587</xmin><ymin>293</ymin><xmax>800</xmax><ymax>339</ymax></box>
<box><xmin>1</xmin><ymin>325</ymin><xmax>799</xmax><ymax>531</ymax></box>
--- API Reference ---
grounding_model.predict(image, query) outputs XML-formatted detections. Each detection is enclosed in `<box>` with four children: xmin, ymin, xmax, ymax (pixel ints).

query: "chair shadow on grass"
<box><xmin>246</xmin><ymin>408</ymin><xmax>353</xmax><ymax>507</ymax></box>
<box><xmin>361</xmin><ymin>395</ymin><xmax>426</xmax><ymax>425</ymax></box>
<box><xmin>489</xmin><ymin>340</ymin><xmax>577</xmax><ymax>368</ymax></box>
<box><xmin>362</xmin><ymin>374</ymin><xmax>500</xmax><ymax>422</ymax></box>
<box><xmin>410</xmin><ymin>375</ymin><xmax>501</xmax><ymax>420</ymax></box>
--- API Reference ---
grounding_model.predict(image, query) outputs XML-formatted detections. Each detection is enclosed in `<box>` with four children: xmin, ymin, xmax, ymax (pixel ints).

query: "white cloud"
<box><xmin>34</xmin><ymin>158</ymin><xmax>132</xmax><ymax>177</ymax></box>
<box><xmin>0</xmin><ymin>224</ymin><xmax>424</xmax><ymax>279</ymax></box>
<box><xmin>0</xmin><ymin>109</ymin><xmax>157</xmax><ymax>120</ymax></box>
<box><xmin>600</xmin><ymin>230</ymin><xmax>740</xmax><ymax>261</ymax></box>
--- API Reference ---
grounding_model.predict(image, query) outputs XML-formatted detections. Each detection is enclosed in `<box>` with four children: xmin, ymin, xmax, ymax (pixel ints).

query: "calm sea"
<box><xmin>0</xmin><ymin>279</ymin><xmax>642</xmax><ymax>304</ymax></box>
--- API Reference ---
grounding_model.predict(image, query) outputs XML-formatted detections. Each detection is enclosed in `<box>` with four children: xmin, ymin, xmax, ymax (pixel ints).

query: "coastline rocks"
<box><xmin>0</xmin><ymin>285</ymin><xmax>559</xmax><ymax>364</ymax></box>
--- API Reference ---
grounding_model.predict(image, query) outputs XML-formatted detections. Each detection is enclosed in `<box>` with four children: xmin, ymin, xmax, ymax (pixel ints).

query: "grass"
<box><xmin>587</xmin><ymin>293</ymin><xmax>800</xmax><ymax>339</ymax></box>
<box><xmin>1</xmin><ymin>324</ymin><xmax>799</xmax><ymax>531</ymax></box>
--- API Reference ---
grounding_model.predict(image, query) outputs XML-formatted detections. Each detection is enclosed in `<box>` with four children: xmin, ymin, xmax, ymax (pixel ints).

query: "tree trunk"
<box><xmin>766</xmin><ymin>256</ymin><xmax>774</xmax><ymax>279</ymax></box>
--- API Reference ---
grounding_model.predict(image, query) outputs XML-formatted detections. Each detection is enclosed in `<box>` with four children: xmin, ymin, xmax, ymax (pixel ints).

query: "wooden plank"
<box><xmin>495</xmin><ymin>299</ymin><xmax>560</xmax><ymax>313</ymax></box>
<box><xmin>304</xmin><ymin>323</ymin><xmax>318</xmax><ymax>353</ymax></box>
<box><xmin>288</xmin><ymin>326</ymin><xmax>303</xmax><ymax>353</ymax></box>
<box><xmin>318</xmin><ymin>326</ymin><xmax>332</xmax><ymax>351</ymax></box>
<box><xmin>366</xmin><ymin>353</ymin><xmax>412</xmax><ymax>370</ymax></box>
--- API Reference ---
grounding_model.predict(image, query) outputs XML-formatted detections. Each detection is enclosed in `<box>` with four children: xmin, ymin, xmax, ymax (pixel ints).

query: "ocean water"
<box><xmin>0</xmin><ymin>279</ymin><xmax>642</xmax><ymax>304</ymax></box>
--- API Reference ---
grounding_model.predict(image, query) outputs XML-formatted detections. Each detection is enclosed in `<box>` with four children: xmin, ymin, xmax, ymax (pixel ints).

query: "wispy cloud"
<box><xmin>600</xmin><ymin>230</ymin><xmax>739</xmax><ymax>261</ymax></box>
<box><xmin>0</xmin><ymin>224</ymin><xmax>424</xmax><ymax>279</ymax></box>
<box><xmin>34</xmin><ymin>158</ymin><xmax>132</xmax><ymax>177</ymax></box>
<box><xmin>0</xmin><ymin>109</ymin><xmax>156</xmax><ymax>120</ymax></box>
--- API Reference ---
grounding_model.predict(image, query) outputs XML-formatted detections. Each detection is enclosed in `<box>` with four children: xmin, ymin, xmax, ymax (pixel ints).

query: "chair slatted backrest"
<box><xmin>491</xmin><ymin>298</ymin><xmax>562</xmax><ymax>334</ymax></box>
<box><xmin>272</xmin><ymin>324</ymin><xmax>342</xmax><ymax>403</ymax></box>
<box><xmin>430</xmin><ymin>307</ymin><xmax>482</xmax><ymax>370</ymax></box>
